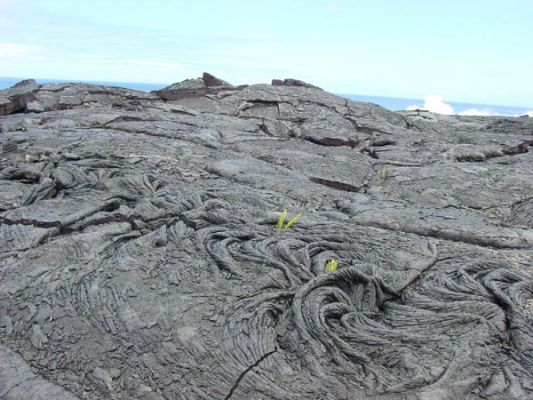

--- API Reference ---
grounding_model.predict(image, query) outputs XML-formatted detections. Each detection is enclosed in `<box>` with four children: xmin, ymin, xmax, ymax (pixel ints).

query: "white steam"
<box><xmin>406</xmin><ymin>95</ymin><xmax>454</xmax><ymax>115</ymax></box>
<box><xmin>404</xmin><ymin>95</ymin><xmax>525</xmax><ymax>116</ymax></box>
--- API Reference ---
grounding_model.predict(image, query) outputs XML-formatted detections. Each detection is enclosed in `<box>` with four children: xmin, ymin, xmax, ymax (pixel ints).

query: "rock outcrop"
<box><xmin>271</xmin><ymin>78</ymin><xmax>322</xmax><ymax>90</ymax></box>
<box><xmin>0</xmin><ymin>79</ymin><xmax>40</xmax><ymax>116</ymax></box>
<box><xmin>155</xmin><ymin>72</ymin><xmax>243</xmax><ymax>101</ymax></box>
<box><xmin>0</xmin><ymin>74</ymin><xmax>532</xmax><ymax>400</ymax></box>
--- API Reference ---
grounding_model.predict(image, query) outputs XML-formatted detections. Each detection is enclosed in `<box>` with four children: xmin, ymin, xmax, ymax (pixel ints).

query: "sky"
<box><xmin>0</xmin><ymin>0</ymin><xmax>532</xmax><ymax>107</ymax></box>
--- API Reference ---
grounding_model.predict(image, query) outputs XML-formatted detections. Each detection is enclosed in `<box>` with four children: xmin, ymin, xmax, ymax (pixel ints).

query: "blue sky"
<box><xmin>0</xmin><ymin>0</ymin><xmax>531</xmax><ymax>107</ymax></box>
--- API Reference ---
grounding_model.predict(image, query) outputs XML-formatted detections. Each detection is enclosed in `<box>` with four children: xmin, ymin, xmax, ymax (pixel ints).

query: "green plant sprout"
<box><xmin>275</xmin><ymin>209</ymin><xmax>303</xmax><ymax>229</ymax></box>
<box><xmin>379</xmin><ymin>165</ymin><xmax>388</xmax><ymax>180</ymax></box>
<box><xmin>284</xmin><ymin>212</ymin><xmax>302</xmax><ymax>229</ymax></box>
<box><xmin>326</xmin><ymin>259</ymin><xmax>338</xmax><ymax>273</ymax></box>
<box><xmin>275</xmin><ymin>209</ymin><xmax>288</xmax><ymax>229</ymax></box>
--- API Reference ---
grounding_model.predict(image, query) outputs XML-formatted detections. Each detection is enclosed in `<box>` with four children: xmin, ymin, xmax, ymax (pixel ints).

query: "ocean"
<box><xmin>0</xmin><ymin>77</ymin><xmax>163</xmax><ymax>94</ymax></box>
<box><xmin>1</xmin><ymin>77</ymin><xmax>531</xmax><ymax>117</ymax></box>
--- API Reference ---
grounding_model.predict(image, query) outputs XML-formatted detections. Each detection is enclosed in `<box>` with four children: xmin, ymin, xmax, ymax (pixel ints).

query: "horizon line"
<box><xmin>1</xmin><ymin>75</ymin><xmax>532</xmax><ymax>110</ymax></box>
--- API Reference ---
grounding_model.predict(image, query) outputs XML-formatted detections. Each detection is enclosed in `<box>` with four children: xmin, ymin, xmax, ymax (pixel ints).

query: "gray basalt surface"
<box><xmin>0</xmin><ymin>74</ymin><xmax>532</xmax><ymax>400</ymax></box>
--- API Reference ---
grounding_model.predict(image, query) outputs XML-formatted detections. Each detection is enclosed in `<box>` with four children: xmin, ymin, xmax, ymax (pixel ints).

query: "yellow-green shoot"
<box><xmin>276</xmin><ymin>209</ymin><xmax>287</xmax><ymax>229</ymax></box>
<box><xmin>379</xmin><ymin>166</ymin><xmax>388</xmax><ymax>180</ymax></box>
<box><xmin>326</xmin><ymin>259</ymin><xmax>338</xmax><ymax>273</ymax></box>
<box><xmin>275</xmin><ymin>209</ymin><xmax>303</xmax><ymax>229</ymax></box>
<box><xmin>284</xmin><ymin>212</ymin><xmax>302</xmax><ymax>229</ymax></box>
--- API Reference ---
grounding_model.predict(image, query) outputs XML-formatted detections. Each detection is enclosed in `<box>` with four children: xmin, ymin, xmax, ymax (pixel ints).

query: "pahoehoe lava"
<box><xmin>0</xmin><ymin>74</ymin><xmax>532</xmax><ymax>399</ymax></box>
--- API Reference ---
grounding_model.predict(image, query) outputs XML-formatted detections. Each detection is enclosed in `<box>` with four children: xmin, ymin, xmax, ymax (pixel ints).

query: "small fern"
<box><xmin>275</xmin><ymin>209</ymin><xmax>303</xmax><ymax>229</ymax></box>
<box><xmin>379</xmin><ymin>166</ymin><xmax>388</xmax><ymax>180</ymax></box>
<box><xmin>326</xmin><ymin>259</ymin><xmax>338</xmax><ymax>273</ymax></box>
<box><xmin>276</xmin><ymin>209</ymin><xmax>287</xmax><ymax>229</ymax></box>
<box><xmin>284</xmin><ymin>213</ymin><xmax>302</xmax><ymax>229</ymax></box>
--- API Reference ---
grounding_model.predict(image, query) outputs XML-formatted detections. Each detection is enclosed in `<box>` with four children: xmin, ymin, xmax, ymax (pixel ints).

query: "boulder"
<box><xmin>0</xmin><ymin>79</ymin><xmax>39</xmax><ymax>116</ymax></box>
<box><xmin>155</xmin><ymin>72</ymin><xmax>241</xmax><ymax>100</ymax></box>
<box><xmin>272</xmin><ymin>77</ymin><xmax>322</xmax><ymax>90</ymax></box>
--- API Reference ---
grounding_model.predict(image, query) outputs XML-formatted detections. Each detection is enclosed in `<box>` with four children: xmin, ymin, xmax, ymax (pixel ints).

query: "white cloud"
<box><xmin>525</xmin><ymin>110</ymin><xmax>533</xmax><ymax>117</ymax></box>
<box><xmin>326</xmin><ymin>4</ymin><xmax>342</xmax><ymax>12</ymax></box>
<box><xmin>73</xmin><ymin>54</ymin><xmax>186</xmax><ymax>69</ymax></box>
<box><xmin>0</xmin><ymin>0</ymin><xmax>17</xmax><ymax>27</ymax></box>
<box><xmin>0</xmin><ymin>42</ymin><xmax>46</xmax><ymax>61</ymax></box>
<box><xmin>406</xmin><ymin>95</ymin><xmax>454</xmax><ymax>115</ymax></box>
<box><xmin>0</xmin><ymin>15</ymin><xmax>8</xmax><ymax>27</ymax></box>
<box><xmin>36</xmin><ymin>52</ymin><xmax>196</xmax><ymax>84</ymax></box>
